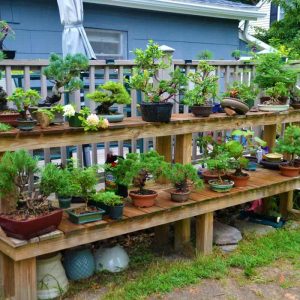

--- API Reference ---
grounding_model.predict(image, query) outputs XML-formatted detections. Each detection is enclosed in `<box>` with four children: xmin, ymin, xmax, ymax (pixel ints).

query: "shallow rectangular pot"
<box><xmin>67</xmin><ymin>208</ymin><xmax>105</xmax><ymax>224</ymax></box>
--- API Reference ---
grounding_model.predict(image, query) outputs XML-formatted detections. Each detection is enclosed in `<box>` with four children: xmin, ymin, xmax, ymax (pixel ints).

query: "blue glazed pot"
<box><xmin>63</xmin><ymin>248</ymin><xmax>95</xmax><ymax>281</ymax></box>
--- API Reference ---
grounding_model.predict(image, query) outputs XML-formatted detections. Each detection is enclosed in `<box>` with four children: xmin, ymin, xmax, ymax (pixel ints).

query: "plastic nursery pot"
<box><xmin>191</xmin><ymin>105</ymin><xmax>212</xmax><ymax>117</ymax></box>
<box><xmin>170</xmin><ymin>189</ymin><xmax>191</xmax><ymax>202</ymax></box>
<box><xmin>109</xmin><ymin>204</ymin><xmax>124</xmax><ymax>220</ymax></box>
<box><xmin>67</xmin><ymin>113</ymin><xmax>82</xmax><ymax>127</ymax></box>
<box><xmin>17</xmin><ymin>119</ymin><xmax>37</xmax><ymax>131</ymax></box>
<box><xmin>140</xmin><ymin>102</ymin><xmax>173</xmax><ymax>123</ymax></box>
<box><xmin>0</xmin><ymin>112</ymin><xmax>20</xmax><ymax>127</ymax></box>
<box><xmin>129</xmin><ymin>190</ymin><xmax>158</xmax><ymax>208</ymax></box>
<box><xmin>58</xmin><ymin>197</ymin><xmax>72</xmax><ymax>209</ymax></box>
<box><xmin>279</xmin><ymin>164</ymin><xmax>300</xmax><ymax>177</ymax></box>
<box><xmin>202</xmin><ymin>170</ymin><xmax>226</xmax><ymax>184</ymax></box>
<box><xmin>221</xmin><ymin>98</ymin><xmax>250</xmax><ymax>115</ymax></box>
<box><xmin>229</xmin><ymin>173</ymin><xmax>250</xmax><ymax>187</ymax></box>
<box><xmin>208</xmin><ymin>179</ymin><xmax>234</xmax><ymax>193</ymax></box>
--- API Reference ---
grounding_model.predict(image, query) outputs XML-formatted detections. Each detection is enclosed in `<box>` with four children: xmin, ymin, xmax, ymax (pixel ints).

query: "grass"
<box><xmin>65</xmin><ymin>225</ymin><xmax>300</xmax><ymax>300</ymax></box>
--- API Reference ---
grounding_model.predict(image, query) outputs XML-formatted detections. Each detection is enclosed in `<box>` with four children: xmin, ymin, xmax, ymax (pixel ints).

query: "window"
<box><xmin>85</xmin><ymin>28</ymin><xmax>127</xmax><ymax>59</ymax></box>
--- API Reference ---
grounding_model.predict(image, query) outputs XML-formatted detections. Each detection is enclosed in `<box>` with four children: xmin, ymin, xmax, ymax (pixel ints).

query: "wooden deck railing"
<box><xmin>0</xmin><ymin>59</ymin><xmax>255</xmax><ymax>166</ymax></box>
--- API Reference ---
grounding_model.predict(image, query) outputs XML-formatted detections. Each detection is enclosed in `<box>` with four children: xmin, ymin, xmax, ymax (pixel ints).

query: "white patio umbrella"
<box><xmin>57</xmin><ymin>0</ymin><xmax>96</xmax><ymax>59</ymax></box>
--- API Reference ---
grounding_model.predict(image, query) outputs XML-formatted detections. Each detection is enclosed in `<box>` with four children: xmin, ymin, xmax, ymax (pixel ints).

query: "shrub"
<box><xmin>92</xmin><ymin>191</ymin><xmax>123</xmax><ymax>206</ymax></box>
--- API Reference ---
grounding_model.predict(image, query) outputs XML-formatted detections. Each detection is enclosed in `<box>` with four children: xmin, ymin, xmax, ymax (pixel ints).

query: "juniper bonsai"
<box><xmin>92</xmin><ymin>191</ymin><xmax>123</xmax><ymax>207</ymax></box>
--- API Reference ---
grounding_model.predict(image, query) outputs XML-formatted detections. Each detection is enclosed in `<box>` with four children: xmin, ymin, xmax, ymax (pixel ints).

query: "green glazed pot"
<box><xmin>58</xmin><ymin>197</ymin><xmax>71</xmax><ymax>209</ymax></box>
<box><xmin>67</xmin><ymin>208</ymin><xmax>105</xmax><ymax>224</ymax></box>
<box><xmin>208</xmin><ymin>180</ymin><xmax>234</xmax><ymax>193</ymax></box>
<box><xmin>67</xmin><ymin>113</ymin><xmax>82</xmax><ymax>127</ymax></box>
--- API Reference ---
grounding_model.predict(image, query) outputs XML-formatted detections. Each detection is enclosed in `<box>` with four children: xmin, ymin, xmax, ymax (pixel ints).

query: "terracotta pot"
<box><xmin>0</xmin><ymin>112</ymin><xmax>20</xmax><ymax>127</ymax></box>
<box><xmin>229</xmin><ymin>173</ymin><xmax>250</xmax><ymax>187</ymax></box>
<box><xmin>279</xmin><ymin>164</ymin><xmax>300</xmax><ymax>177</ymax></box>
<box><xmin>202</xmin><ymin>170</ymin><xmax>226</xmax><ymax>183</ymax></box>
<box><xmin>35</xmin><ymin>111</ymin><xmax>51</xmax><ymax>129</ymax></box>
<box><xmin>294</xmin><ymin>159</ymin><xmax>300</xmax><ymax>168</ymax></box>
<box><xmin>0</xmin><ymin>209</ymin><xmax>63</xmax><ymax>240</ymax></box>
<box><xmin>129</xmin><ymin>190</ymin><xmax>158</xmax><ymax>207</ymax></box>
<box><xmin>170</xmin><ymin>189</ymin><xmax>191</xmax><ymax>202</ymax></box>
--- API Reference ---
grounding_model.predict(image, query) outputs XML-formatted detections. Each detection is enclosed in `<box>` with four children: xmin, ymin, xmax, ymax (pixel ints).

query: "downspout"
<box><xmin>240</xmin><ymin>20</ymin><xmax>276</xmax><ymax>53</ymax></box>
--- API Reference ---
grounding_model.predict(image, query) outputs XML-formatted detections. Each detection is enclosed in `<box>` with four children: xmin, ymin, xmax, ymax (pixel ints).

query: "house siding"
<box><xmin>248</xmin><ymin>1</ymin><xmax>271</xmax><ymax>34</ymax></box>
<box><xmin>1</xmin><ymin>0</ymin><xmax>239</xmax><ymax>59</ymax></box>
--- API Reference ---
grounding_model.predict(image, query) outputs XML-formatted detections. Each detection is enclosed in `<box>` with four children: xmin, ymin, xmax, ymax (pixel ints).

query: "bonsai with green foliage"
<box><xmin>43</xmin><ymin>53</ymin><xmax>89</xmax><ymax>105</ymax></box>
<box><xmin>265</xmin><ymin>82</ymin><xmax>289</xmax><ymax>104</ymax></box>
<box><xmin>129</xmin><ymin>40</ymin><xmax>187</xmax><ymax>103</ymax></box>
<box><xmin>7</xmin><ymin>88</ymin><xmax>41</xmax><ymax>120</ymax></box>
<box><xmin>86</xmin><ymin>81</ymin><xmax>131</xmax><ymax>115</ymax></box>
<box><xmin>162</xmin><ymin>163</ymin><xmax>203</xmax><ymax>193</ymax></box>
<box><xmin>183</xmin><ymin>61</ymin><xmax>218</xmax><ymax>106</ymax></box>
<box><xmin>196</xmin><ymin>50</ymin><xmax>213</xmax><ymax>60</ymax></box>
<box><xmin>206</xmin><ymin>152</ymin><xmax>230</xmax><ymax>184</ymax></box>
<box><xmin>0</xmin><ymin>122</ymin><xmax>11</xmax><ymax>132</ymax></box>
<box><xmin>0</xmin><ymin>20</ymin><xmax>15</xmax><ymax>51</ymax></box>
<box><xmin>92</xmin><ymin>191</ymin><xmax>123</xmax><ymax>207</ymax></box>
<box><xmin>274</xmin><ymin>125</ymin><xmax>300</xmax><ymax>166</ymax></box>
<box><xmin>231</xmin><ymin>49</ymin><xmax>241</xmax><ymax>60</ymax></box>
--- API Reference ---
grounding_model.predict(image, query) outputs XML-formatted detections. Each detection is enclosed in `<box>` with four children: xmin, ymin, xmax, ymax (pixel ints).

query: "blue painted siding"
<box><xmin>1</xmin><ymin>0</ymin><xmax>239</xmax><ymax>59</ymax></box>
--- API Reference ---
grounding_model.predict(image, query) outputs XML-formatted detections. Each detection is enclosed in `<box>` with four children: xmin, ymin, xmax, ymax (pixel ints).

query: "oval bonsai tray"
<box><xmin>257</xmin><ymin>104</ymin><xmax>289</xmax><ymax>112</ymax></box>
<box><xmin>67</xmin><ymin>207</ymin><xmax>105</xmax><ymax>224</ymax></box>
<box><xmin>221</xmin><ymin>98</ymin><xmax>249</xmax><ymax>115</ymax></box>
<box><xmin>0</xmin><ymin>209</ymin><xmax>63</xmax><ymax>240</ymax></box>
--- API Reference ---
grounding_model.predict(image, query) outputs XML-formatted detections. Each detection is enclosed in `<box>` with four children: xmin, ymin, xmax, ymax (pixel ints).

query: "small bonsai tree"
<box><xmin>206</xmin><ymin>152</ymin><xmax>230</xmax><ymax>183</ymax></box>
<box><xmin>7</xmin><ymin>88</ymin><xmax>41</xmax><ymax>120</ymax></box>
<box><xmin>92</xmin><ymin>191</ymin><xmax>123</xmax><ymax>207</ymax></box>
<box><xmin>265</xmin><ymin>82</ymin><xmax>289</xmax><ymax>104</ymax></box>
<box><xmin>162</xmin><ymin>163</ymin><xmax>203</xmax><ymax>193</ymax></box>
<box><xmin>43</xmin><ymin>53</ymin><xmax>89</xmax><ymax>105</ymax></box>
<box><xmin>225</xmin><ymin>140</ymin><xmax>249</xmax><ymax>177</ymax></box>
<box><xmin>183</xmin><ymin>61</ymin><xmax>218</xmax><ymax>106</ymax></box>
<box><xmin>196</xmin><ymin>50</ymin><xmax>213</xmax><ymax>60</ymax></box>
<box><xmin>231</xmin><ymin>49</ymin><xmax>241</xmax><ymax>60</ymax></box>
<box><xmin>86</xmin><ymin>81</ymin><xmax>131</xmax><ymax>115</ymax></box>
<box><xmin>274</xmin><ymin>125</ymin><xmax>300</xmax><ymax>166</ymax></box>
<box><xmin>0</xmin><ymin>21</ymin><xmax>15</xmax><ymax>51</ymax></box>
<box><xmin>129</xmin><ymin>40</ymin><xmax>187</xmax><ymax>103</ymax></box>
<box><xmin>223</xmin><ymin>81</ymin><xmax>259</xmax><ymax>107</ymax></box>
<box><xmin>0</xmin><ymin>150</ymin><xmax>39</xmax><ymax>213</ymax></box>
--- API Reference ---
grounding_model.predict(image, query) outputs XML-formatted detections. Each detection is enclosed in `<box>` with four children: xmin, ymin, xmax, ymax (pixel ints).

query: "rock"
<box><xmin>234</xmin><ymin>219</ymin><xmax>275</xmax><ymax>236</ymax></box>
<box><xmin>213</xmin><ymin>221</ymin><xmax>242</xmax><ymax>245</ymax></box>
<box><xmin>219</xmin><ymin>244</ymin><xmax>238</xmax><ymax>253</ymax></box>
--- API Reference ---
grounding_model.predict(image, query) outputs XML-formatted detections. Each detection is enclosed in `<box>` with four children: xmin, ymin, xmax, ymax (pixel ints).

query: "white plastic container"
<box><xmin>37</xmin><ymin>253</ymin><xmax>69</xmax><ymax>300</ymax></box>
<box><xmin>94</xmin><ymin>245</ymin><xmax>129</xmax><ymax>273</ymax></box>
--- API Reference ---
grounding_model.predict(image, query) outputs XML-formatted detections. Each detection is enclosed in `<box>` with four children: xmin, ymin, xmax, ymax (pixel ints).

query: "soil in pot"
<box><xmin>129</xmin><ymin>190</ymin><xmax>158</xmax><ymax>207</ymax></box>
<box><xmin>202</xmin><ymin>170</ymin><xmax>226</xmax><ymax>183</ymax></box>
<box><xmin>229</xmin><ymin>173</ymin><xmax>250</xmax><ymax>187</ymax></box>
<box><xmin>208</xmin><ymin>179</ymin><xmax>234</xmax><ymax>193</ymax></box>
<box><xmin>17</xmin><ymin>118</ymin><xmax>37</xmax><ymax>131</ymax></box>
<box><xmin>170</xmin><ymin>189</ymin><xmax>191</xmax><ymax>202</ymax></box>
<box><xmin>67</xmin><ymin>206</ymin><xmax>105</xmax><ymax>224</ymax></box>
<box><xmin>109</xmin><ymin>204</ymin><xmax>124</xmax><ymax>220</ymax></box>
<box><xmin>140</xmin><ymin>102</ymin><xmax>173</xmax><ymax>123</ymax></box>
<box><xmin>279</xmin><ymin>164</ymin><xmax>300</xmax><ymax>177</ymax></box>
<box><xmin>191</xmin><ymin>105</ymin><xmax>212</xmax><ymax>117</ymax></box>
<box><xmin>0</xmin><ymin>110</ymin><xmax>20</xmax><ymax>127</ymax></box>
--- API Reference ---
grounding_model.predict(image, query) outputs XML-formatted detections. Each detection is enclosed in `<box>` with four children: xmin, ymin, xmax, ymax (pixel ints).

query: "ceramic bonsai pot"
<box><xmin>290</xmin><ymin>102</ymin><xmax>300</xmax><ymax>110</ymax></box>
<box><xmin>58</xmin><ymin>197</ymin><xmax>71</xmax><ymax>209</ymax></box>
<box><xmin>109</xmin><ymin>204</ymin><xmax>124</xmax><ymax>220</ymax></box>
<box><xmin>257</xmin><ymin>104</ymin><xmax>289</xmax><ymax>112</ymax></box>
<box><xmin>0</xmin><ymin>209</ymin><xmax>63</xmax><ymax>240</ymax></box>
<box><xmin>279</xmin><ymin>164</ymin><xmax>300</xmax><ymax>177</ymax></box>
<box><xmin>0</xmin><ymin>111</ymin><xmax>20</xmax><ymax>127</ymax></box>
<box><xmin>191</xmin><ymin>105</ymin><xmax>212</xmax><ymax>117</ymax></box>
<box><xmin>98</xmin><ymin>113</ymin><xmax>124</xmax><ymax>123</ymax></box>
<box><xmin>221</xmin><ymin>98</ymin><xmax>250</xmax><ymax>115</ymax></box>
<box><xmin>170</xmin><ymin>189</ymin><xmax>191</xmax><ymax>202</ymax></box>
<box><xmin>129</xmin><ymin>190</ymin><xmax>158</xmax><ymax>207</ymax></box>
<box><xmin>71</xmin><ymin>196</ymin><xmax>85</xmax><ymax>204</ymax></box>
<box><xmin>67</xmin><ymin>113</ymin><xmax>82</xmax><ymax>127</ymax></box>
<box><xmin>140</xmin><ymin>102</ymin><xmax>173</xmax><ymax>123</ymax></box>
<box><xmin>202</xmin><ymin>170</ymin><xmax>226</xmax><ymax>183</ymax></box>
<box><xmin>260</xmin><ymin>159</ymin><xmax>289</xmax><ymax>170</ymax></box>
<box><xmin>67</xmin><ymin>208</ymin><xmax>105</xmax><ymax>224</ymax></box>
<box><xmin>208</xmin><ymin>180</ymin><xmax>234</xmax><ymax>193</ymax></box>
<box><xmin>2</xmin><ymin>50</ymin><xmax>16</xmax><ymax>59</ymax></box>
<box><xmin>229</xmin><ymin>173</ymin><xmax>250</xmax><ymax>187</ymax></box>
<box><xmin>17</xmin><ymin>119</ymin><xmax>37</xmax><ymax>131</ymax></box>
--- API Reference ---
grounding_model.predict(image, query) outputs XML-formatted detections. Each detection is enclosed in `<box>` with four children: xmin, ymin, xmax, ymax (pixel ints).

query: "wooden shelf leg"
<box><xmin>174</xmin><ymin>219</ymin><xmax>191</xmax><ymax>250</ymax></box>
<box><xmin>196</xmin><ymin>212</ymin><xmax>214</xmax><ymax>255</ymax></box>
<box><xmin>154</xmin><ymin>224</ymin><xmax>170</xmax><ymax>250</ymax></box>
<box><xmin>156</xmin><ymin>136</ymin><xmax>172</xmax><ymax>162</ymax></box>
<box><xmin>279</xmin><ymin>191</ymin><xmax>294</xmax><ymax>217</ymax></box>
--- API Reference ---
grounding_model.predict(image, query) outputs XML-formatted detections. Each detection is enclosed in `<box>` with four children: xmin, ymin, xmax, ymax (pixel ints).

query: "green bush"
<box><xmin>92</xmin><ymin>191</ymin><xmax>123</xmax><ymax>206</ymax></box>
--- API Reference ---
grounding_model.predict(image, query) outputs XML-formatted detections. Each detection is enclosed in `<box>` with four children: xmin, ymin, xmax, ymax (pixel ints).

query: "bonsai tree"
<box><xmin>86</xmin><ymin>81</ymin><xmax>131</xmax><ymax>115</ymax></box>
<box><xmin>231</xmin><ymin>49</ymin><xmax>241</xmax><ymax>60</ymax></box>
<box><xmin>0</xmin><ymin>150</ymin><xmax>39</xmax><ymax>213</ymax></box>
<box><xmin>0</xmin><ymin>21</ymin><xmax>14</xmax><ymax>51</ymax></box>
<box><xmin>92</xmin><ymin>191</ymin><xmax>123</xmax><ymax>207</ymax></box>
<box><xmin>274</xmin><ymin>125</ymin><xmax>300</xmax><ymax>167</ymax></box>
<box><xmin>196</xmin><ymin>50</ymin><xmax>213</xmax><ymax>60</ymax></box>
<box><xmin>206</xmin><ymin>152</ymin><xmax>230</xmax><ymax>184</ymax></box>
<box><xmin>223</xmin><ymin>81</ymin><xmax>259</xmax><ymax>108</ymax></box>
<box><xmin>265</xmin><ymin>82</ymin><xmax>289</xmax><ymax>104</ymax></box>
<box><xmin>43</xmin><ymin>53</ymin><xmax>89</xmax><ymax>105</ymax></box>
<box><xmin>183</xmin><ymin>61</ymin><xmax>218</xmax><ymax>107</ymax></box>
<box><xmin>129</xmin><ymin>40</ymin><xmax>187</xmax><ymax>103</ymax></box>
<box><xmin>7</xmin><ymin>88</ymin><xmax>41</xmax><ymax>120</ymax></box>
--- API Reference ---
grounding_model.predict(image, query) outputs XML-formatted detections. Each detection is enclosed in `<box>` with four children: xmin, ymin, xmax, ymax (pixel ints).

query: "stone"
<box><xmin>213</xmin><ymin>221</ymin><xmax>242</xmax><ymax>246</ymax></box>
<box><xmin>219</xmin><ymin>244</ymin><xmax>238</xmax><ymax>253</ymax></box>
<box><xmin>234</xmin><ymin>220</ymin><xmax>275</xmax><ymax>236</ymax></box>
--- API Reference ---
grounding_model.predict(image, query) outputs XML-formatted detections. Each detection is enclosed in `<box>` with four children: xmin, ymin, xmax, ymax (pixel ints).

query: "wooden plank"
<box><xmin>1</xmin><ymin>253</ymin><xmax>14</xmax><ymax>298</ymax></box>
<box><xmin>174</xmin><ymin>219</ymin><xmax>190</xmax><ymax>250</ymax></box>
<box><xmin>154</xmin><ymin>224</ymin><xmax>169</xmax><ymax>250</ymax></box>
<box><xmin>195</xmin><ymin>212</ymin><xmax>213</xmax><ymax>254</ymax></box>
<box><xmin>279</xmin><ymin>191</ymin><xmax>294</xmax><ymax>217</ymax></box>
<box><xmin>156</xmin><ymin>136</ymin><xmax>172</xmax><ymax>162</ymax></box>
<box><xmin>263</xmin><ymin>124</ymin><xmax>277</xmax><ymax>150</ymax></box>
<box><xmin>175</xmin><ymin>133</ymin><xmax>192</xmax><ymax>164</ymax></box>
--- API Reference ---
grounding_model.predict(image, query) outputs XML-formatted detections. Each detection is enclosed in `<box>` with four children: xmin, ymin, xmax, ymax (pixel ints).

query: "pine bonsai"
<box><xmin>86</xmin><ymin>81</ymin><xmax>131</xmax><ymax>115</ymax></box>
<box><xmin>92</xmin><ymin>191</ymin><xmax>123</xmax><ymax>207</ymax></box>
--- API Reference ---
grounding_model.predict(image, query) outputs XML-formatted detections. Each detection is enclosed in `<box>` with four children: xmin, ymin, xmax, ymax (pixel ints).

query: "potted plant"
<box><xmin>0</xmin><ymin>20</ymin><xmax>15</xmax><ymax>59</ymax></box>
<box><xmin>67</xmin><ymin>166</ymin><xmax>105</xmax><ymax>224</ymax></box>
<box><xmin>254</xmin><ymin>53</ymin><xmax>297</xmax><ymax>112</ymax></box>
<box><xmin>206</xmin><ymin>152</ymin><xmax>234</xmax><ymax>192</ymax></box>
<box><xmin>63</xmin><ymin>105</ymin><xmax>90</xmax><ymax>128</ymax></box>
<box><xmin>41</xmin><ymin>53</ymin><xmax>89</xmax><ymax>106</ymax></box>
<box><xmin>79</xmin><ymin>113</ymin><xmax>109</xmax><ymax>132</ymax></box>
<box><xmin>162</xmin><ymin>163</ymin><xmax>203</xmax><ymax>202</ymax></box>
<box><xmin>7</xmin><ymin>88</ymin><xmax>40</xmax><ymax>131</ymax></box>
<box><xmin>183</xmin><ymin>61</ymin><xmax>218</xmax><ymax>117</ymax></box>
<box><xmin>0</xmin><ymin>150</ymin><xmax>63</xmax><ymax>239</ymax></box>
<box><xmin>92</xmin><ymin>191</ymin><xmax>124</xmax><ymax>219</ymax></box>
<box><xmin>129</xmin><ymin>40</ymin><xmax>187</xmax><ymax>122</ymax></box>
<box><xmin>231</xmin><ymin>49</ymin><xmax>241</xmax><ymax>61</ymax></box>
<box><xmin>273</xmin><ymin>125</ymin><xmax>300</xmax><ymax>177</ymax></box>
<box><xmin>34</xmin><ymin>108</ymin><xmax>55</xmax><ymax>129</ymax></box>
<box><xmin>0</xmin><ymin>86</ymin><xmax>20</xmax><ymax>126</ymax></box>
<box><xmin>86</xmin><ymin>81</ymin><xmax>131</xmax><ymax>122</ymax></box>
<box><xmin>196</xmin><ymin>50</ymin><xmax>213</xmax><ymax>60</ymax></box>
<box><xmin>116</xmin><ymin>151</ymin><xmax>165</xmax><ymax>207</ymax></box>
<box><xmin>225</xmin><ymin>140</ymin><xmax>250</xmax><ymax>187</ymax></box>
<box><xmin>222</xmin><ymin>81</ymin><xmax>259</xmax><ymax>114</ymax></box>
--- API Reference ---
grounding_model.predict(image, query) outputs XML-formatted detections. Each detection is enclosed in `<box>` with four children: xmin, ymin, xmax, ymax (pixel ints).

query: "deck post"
<box><xmin>195</xmin><ymin>212</ymin><xmax>214</xmax><ymax>255</ymax></box>
<box><xmin>279</xmin><ymin>191</ymin><xmax>294</xmax><ymax>217</ymax></box>
<box><xmin>174</xmin><ymin>133</ymin><xmax>193</xmax><ymax>249</ymax></box>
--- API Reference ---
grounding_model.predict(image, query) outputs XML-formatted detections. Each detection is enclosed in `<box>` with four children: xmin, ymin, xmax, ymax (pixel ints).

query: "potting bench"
<box><xmin>0</xmin><ymin>111</ymin><xmax>300</xmax><ymax>300</ymax></box>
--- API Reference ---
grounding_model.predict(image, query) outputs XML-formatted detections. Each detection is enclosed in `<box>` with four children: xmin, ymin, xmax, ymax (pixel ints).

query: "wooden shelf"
<box><xmin>1</xmin><ymin>111</ymin><xmax>300</xmax><ymax>152</ymax></box>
